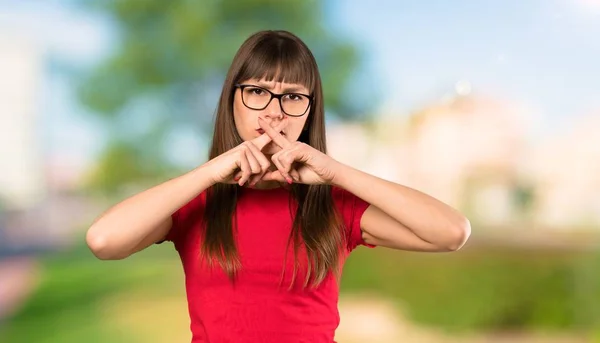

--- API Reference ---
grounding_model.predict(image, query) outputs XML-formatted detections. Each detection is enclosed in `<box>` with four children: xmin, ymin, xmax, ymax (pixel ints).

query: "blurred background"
<box><xmin>1</xmin><ymin>0</ymin><xmax>599</xmax><ymax>342</ymax></box>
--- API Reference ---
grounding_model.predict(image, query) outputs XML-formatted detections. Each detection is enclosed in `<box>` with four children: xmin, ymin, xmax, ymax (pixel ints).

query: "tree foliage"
<box><xmin>77</xmin><ymin>0</ymin><xmax>372</xmax><ymax>194</ymax></box>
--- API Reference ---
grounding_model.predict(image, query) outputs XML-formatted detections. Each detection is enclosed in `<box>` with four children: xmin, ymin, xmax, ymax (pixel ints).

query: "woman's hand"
<box><xmin>204</xmin><ymin>119</ymin><xmax>288</xmax><ymax>187</ymax></box>
<box><xmin>258</xmin><ymin>117</ymin><xmax>342</xmax><ymax>185</ymax></box>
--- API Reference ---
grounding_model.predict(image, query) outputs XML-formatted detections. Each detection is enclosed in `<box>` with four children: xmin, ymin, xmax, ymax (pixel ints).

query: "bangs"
<box><xmin>236</xmin><ymin>37</ymin><xmax>316</xmax><ymax>93</ymax></box>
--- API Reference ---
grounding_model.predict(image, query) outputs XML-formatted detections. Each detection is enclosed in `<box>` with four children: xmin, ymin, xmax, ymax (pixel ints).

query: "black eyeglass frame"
<box><xmin>234</xmin><ymin>83</ymin><xmax>313</xmax><ymax>117</ymax></box>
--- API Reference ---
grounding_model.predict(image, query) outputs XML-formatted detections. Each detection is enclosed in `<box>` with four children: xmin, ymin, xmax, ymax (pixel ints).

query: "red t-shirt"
<box><xmin>161</xmin><ymin>185</ymin><xmax>375</xmax><ymax>343</ymax></box>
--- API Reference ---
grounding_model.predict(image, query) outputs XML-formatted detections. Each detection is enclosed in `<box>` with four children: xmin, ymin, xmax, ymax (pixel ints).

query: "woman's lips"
<box><xmin>256</xmin><ymin>129</ymin><xmax>284</xmax><ymax>135</ymax></box>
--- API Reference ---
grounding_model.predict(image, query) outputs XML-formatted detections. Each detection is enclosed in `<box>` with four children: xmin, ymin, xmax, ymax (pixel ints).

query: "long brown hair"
<box><xmin>202</xmin><ymin>30</ymin><xmax>346</xmax><ymax>289</ymax></box>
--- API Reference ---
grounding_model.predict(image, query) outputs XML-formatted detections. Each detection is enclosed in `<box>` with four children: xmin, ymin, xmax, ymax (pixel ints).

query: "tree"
<box><xmin>77</xmin><ymin>0</ymin><xmax>373</xmax><ymax>195</ymax></box>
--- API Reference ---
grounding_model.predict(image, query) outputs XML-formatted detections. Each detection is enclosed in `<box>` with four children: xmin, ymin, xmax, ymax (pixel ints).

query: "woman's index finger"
<box><xmin>258</xmin><ymin>117</ymin><xmax>291</xmax><ymax>149</ymax></box>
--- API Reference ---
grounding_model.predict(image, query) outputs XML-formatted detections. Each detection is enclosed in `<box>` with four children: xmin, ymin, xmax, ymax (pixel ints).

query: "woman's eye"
<box><xmin>250</xmin><ymin>88</ymin><xmax>264</xmax><ymax>95</ymax></box>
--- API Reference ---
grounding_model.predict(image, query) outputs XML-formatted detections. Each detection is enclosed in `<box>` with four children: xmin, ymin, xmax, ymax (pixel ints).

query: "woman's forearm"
<box><xmin>86</xmin><ymin>164</ymin><xmax>215</xmax><ymax>259</ymax></box>
<box><xmin>332</xmin><ymin>163</ymin><xmax>470</xmax><ymax>250</ymax></box>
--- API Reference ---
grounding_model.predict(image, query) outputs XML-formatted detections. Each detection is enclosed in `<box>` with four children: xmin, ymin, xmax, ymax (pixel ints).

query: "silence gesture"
<box><xmin>258</xmin><ymin>117</ymin><xmax>341</xmax><ymax>185</ymax></box>
<box><xmin>205</xmin><ymin>119</ymin><xmax>289</xmax><ymax>187</ymax></box>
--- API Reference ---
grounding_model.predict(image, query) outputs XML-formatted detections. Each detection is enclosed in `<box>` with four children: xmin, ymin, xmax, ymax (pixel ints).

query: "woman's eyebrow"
<box><xmin>255</xmin><ymin>81</ymin><xmax>307</xmax><ymax>93</ymax></box>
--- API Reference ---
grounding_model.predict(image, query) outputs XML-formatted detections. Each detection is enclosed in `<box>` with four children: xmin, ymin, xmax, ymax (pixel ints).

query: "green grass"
<box><xmin>0</xmin><ymin>243</ymin><xmax>182</xmax><ymax>343</ymax></box>
<box><xmin>342</xmin><ymin>245</ymin><xmax>600</xmax><ymax>334</ymax></box>
<box><xmin>2</xmin><ymin>241</ymin><xmax>599</xmax><ymax>342</ymax></box>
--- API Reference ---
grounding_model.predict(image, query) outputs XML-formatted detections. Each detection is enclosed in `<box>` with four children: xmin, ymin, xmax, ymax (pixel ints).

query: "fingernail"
<box><xmin>286</xmin><ymin>177</ymin><xmax>293</xmax><ymax>184</ymax></box>
<box><xmin>234</xmin><ymin>176</ymin><xmax>241</xmax><ymax>181</ymax></box>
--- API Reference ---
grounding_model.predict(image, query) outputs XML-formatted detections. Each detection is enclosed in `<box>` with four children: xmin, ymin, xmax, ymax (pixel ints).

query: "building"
<box><xmin>328</xmin><ymin>91</ymin><xmax>537</xmax><ymax>228</ymax></box>
<box><xmin>0</xmin><ymin>35</ymin><xmax>46</xmax><ymax>210</ymax></box>
<box><xmin>526</xmin><ymin>111</ymin><xmax>600</xmax><ymax>229</ymax></box>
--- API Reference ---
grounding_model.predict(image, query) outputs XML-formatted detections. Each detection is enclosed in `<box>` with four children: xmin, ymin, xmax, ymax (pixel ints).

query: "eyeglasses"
<box><xmin>234</xmin><ymin>84</ymin><xmax>313</xmax><ymax>117</ymax></box>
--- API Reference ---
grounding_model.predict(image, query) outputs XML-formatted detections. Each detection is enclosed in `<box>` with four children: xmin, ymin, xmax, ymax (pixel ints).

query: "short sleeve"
<box><xmin>157</xmin><ymin>191</ymin><xmax>206</xmax><ymax>247</ymax></box>
<box><xmin>332</xmin><ymin>186</ymin><xmax>376</xmax><ymax>252</ymax></box>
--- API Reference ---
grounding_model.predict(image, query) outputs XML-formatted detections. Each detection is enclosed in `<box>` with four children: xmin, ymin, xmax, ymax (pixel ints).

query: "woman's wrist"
<box><xmin>189</xmin><ymin>163</ymin><xmax>219</xmax><ymax>189</ymax></box>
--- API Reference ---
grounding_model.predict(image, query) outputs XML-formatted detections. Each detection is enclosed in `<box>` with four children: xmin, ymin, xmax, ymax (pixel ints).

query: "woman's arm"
<box><xmin>246</xmin><ymin>122</ymin><xmax>471</xmax><ymax>252</ymax></box>
<box><xmin>86</xmin><ymin>165</ymin><xmax>214</xmax><ymax>260</ymax></box>
<box><xmin>332</xmin><ymin>165</ymin><xmax>471</xmax><ymax>252</ymax></box>
<box><xmin>85</xmin><ymin>122</ymin><xmax>285</xmax><ymax>260</ymax></box>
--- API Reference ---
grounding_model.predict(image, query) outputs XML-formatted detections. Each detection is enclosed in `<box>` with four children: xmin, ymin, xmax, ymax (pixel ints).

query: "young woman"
<box><xmin>86</xmin><ymin>30</ymin><xmax>471</xmax><ymax>343</ymax></box>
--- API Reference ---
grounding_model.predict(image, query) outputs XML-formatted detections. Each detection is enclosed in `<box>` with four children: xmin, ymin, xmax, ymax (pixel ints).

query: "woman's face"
<box><xmin>233</xmin><ymin>78</ymin><xmax>311</xmax><ymax>155</ymax></box>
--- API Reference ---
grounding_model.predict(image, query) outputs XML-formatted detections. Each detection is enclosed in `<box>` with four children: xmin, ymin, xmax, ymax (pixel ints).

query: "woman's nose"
<box><xmin>264</xmin><ymin>97</ymin><xmax>284</xmax><ymax>119</ymax></box>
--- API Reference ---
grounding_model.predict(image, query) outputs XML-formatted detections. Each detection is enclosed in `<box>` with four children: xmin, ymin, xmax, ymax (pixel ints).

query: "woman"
<box><xmin>86</xmin><ymin>30</ymin><xmax>471</xmax><ymax>343</ymax></box>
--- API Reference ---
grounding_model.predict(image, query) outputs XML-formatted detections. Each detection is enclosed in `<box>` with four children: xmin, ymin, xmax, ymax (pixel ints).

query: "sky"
<box><xmin>1</xmin><ymin>0</ymin><xmax>599</xmax><ymax>167</ymax></box>
<box><xmin>329</xmin><ymin>0</ymin><xmax>600</xmax><ymax>122</ymax></box>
